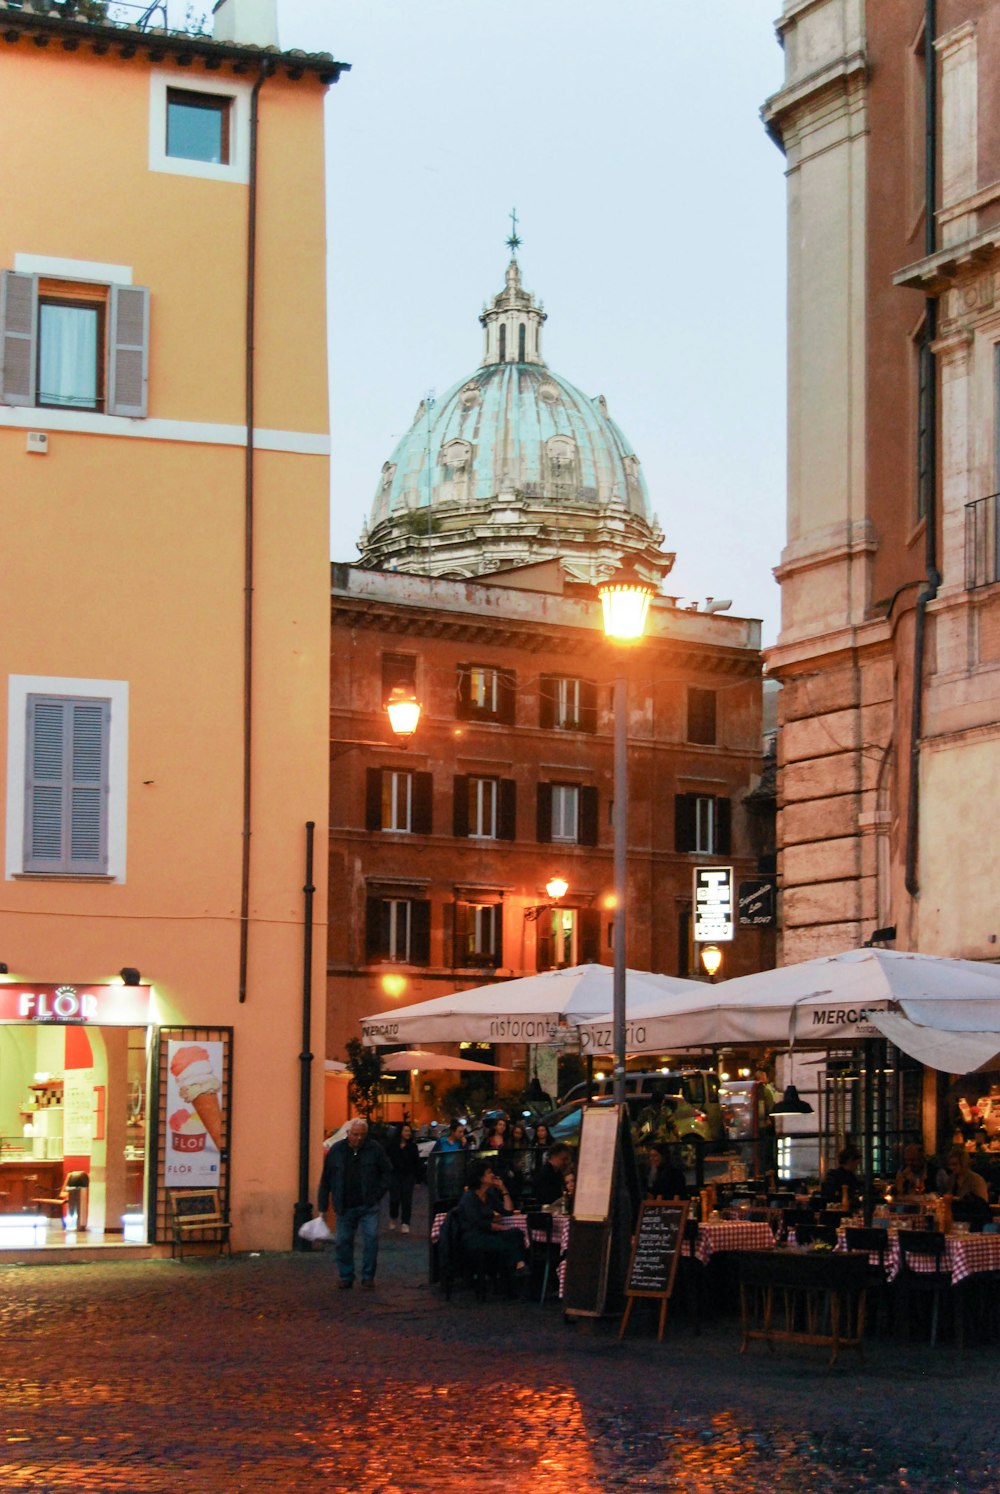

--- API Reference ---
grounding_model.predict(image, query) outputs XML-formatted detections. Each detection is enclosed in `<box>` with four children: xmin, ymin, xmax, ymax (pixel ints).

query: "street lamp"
<box><xmin>385</xmin><ymin>684</ymin><xmax>421</xmax><ymax>740</ymax></box>
<box><xmin>598</xmin><ymin>562</ymin><xmax>655</xmax><ymax>1105</ymax></box>
<box><xmin>699</xmin><ymin>944</ymin><xmax>723</xmax><ymax>981</ymax></box>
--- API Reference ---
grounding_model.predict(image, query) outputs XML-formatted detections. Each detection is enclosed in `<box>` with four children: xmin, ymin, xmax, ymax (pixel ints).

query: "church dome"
<box><xmin>358</xmin><ymin>258</ymin><xmax>672</xmax><ymax>585</ymax></box>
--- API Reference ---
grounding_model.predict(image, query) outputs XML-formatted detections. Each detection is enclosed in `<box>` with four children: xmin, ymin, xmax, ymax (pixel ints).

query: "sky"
<box><xmin>275</xmin><ymin>1</ymin><xmax>789</xmax><ymax>643</ymax></box>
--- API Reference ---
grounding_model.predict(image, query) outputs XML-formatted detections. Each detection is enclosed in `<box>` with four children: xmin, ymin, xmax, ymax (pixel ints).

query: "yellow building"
<box><xmin>0</xmin><ymin>0</ymin><xmax>343</xmax><ymax>1253</ymax></box>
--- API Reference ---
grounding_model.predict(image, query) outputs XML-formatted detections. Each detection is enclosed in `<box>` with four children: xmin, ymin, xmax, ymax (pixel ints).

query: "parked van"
<box><xmin>559</xmin><ymin>1069</ymin><xmax>727</xmax><ymax>1144</ymax></box>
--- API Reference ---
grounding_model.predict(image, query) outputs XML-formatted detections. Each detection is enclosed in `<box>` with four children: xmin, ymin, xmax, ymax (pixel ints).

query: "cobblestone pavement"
<box><xmin>1</xmin><ymin>1199</ymin><xmax>998</xmax><ymax>1494</ymax></box>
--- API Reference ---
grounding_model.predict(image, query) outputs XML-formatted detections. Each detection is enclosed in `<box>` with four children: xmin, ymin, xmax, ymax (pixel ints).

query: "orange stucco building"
<box><xmin>0</xmin><ymin>0</ymin><xmax>343</xmax><ymax>1253</ymax></box>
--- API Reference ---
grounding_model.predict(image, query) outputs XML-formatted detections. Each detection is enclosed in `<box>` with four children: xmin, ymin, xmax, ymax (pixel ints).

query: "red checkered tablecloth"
<box><xmin>685</xmin><ymin>1220</ymin><xmax>775</xmax><ymax>1265</ymax></box>
<box><xmin>431</xmin><ymin>1211</ymin><xmax>569</xmax><ymax>1252</ymax></box>
<box><xmin>836</xmin><ymin>1227</ymin><xmax>1000</xmax><ymax>1284</ymax></box>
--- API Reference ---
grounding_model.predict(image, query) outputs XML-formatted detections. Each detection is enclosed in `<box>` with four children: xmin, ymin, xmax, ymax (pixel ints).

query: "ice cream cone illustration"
<box><xmin>170</xmin><ymin>1044</ymin><xmax>224</xmax><ymax>1151</ymax></box>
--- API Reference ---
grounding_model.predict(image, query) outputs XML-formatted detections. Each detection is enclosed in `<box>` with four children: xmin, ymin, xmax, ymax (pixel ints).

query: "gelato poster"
<box><xmin>165</xmin><ymin>1041</ymin><xmax>225</xmax><ymax>1186</ymax></box>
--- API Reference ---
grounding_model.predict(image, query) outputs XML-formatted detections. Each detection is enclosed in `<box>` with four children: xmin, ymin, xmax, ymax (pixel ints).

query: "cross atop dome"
<box><xmin>506</xmin><ymin>206</ymin><xmax>522</xmax><ymax>258</ymax></box>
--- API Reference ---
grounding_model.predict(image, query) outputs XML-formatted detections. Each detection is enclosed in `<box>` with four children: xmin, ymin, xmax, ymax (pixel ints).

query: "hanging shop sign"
<box><xmin>693</xmin><ymin>866</ymin><xmax>734</xmax><ymax>943</ymax></box>
<box><xmin>739</xmin><ymin>878</ymin><xmax>776</xmax><ymax>927</ymax></box>
<box><xmin>0</xmin><ymin>983</ymin><xmax>152</xmax><ymax>1025</ymax></box>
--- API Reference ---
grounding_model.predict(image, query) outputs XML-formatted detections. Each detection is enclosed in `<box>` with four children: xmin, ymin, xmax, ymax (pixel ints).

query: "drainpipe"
<box><xmin>293</xmin><ymin>822</ymin><xmax>316</xmax><ymax>1246</ymax></box>
<box><xmin>904</xmin><ymin>0</ymin><xmax>940</xmax><ymax>898</ymax></box>
<box><xmin>238</xmin><ymin>59</ymin><xmax>273</xmax><ymax>1003</ymax></box>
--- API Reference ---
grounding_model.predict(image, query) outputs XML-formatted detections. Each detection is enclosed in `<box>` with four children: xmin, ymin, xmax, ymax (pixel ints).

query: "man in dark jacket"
<box><xmin>318</xmin><ymin>1118</ymin><xmax>393</xmax><ymax>1289</ymax></box>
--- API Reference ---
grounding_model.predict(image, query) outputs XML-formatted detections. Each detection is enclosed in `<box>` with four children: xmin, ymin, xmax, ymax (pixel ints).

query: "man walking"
<box><xmin>318</xmin><ymin>1118</ymin><xmax>392</xmax><ymax>1290</ymax></box>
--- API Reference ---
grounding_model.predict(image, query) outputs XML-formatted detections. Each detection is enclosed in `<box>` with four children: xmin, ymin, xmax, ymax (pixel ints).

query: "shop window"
<box><xmin>166</xmin><ymin>88</ymin><xmax>232</xmax><ymax>164</ymax></box>
<box><xmin>536</xmin><ymin>782</ymin><xmax>599</xmax><ymax>846</ymax></box>
<box><xmin>0</xmin><ymin>271</ymin><xmax>149</xmax><ymax>417</ymax></box>
<box><xmin>366</xmin><ymin>768</ymin><xmax>432</xmax><ymax>834</ymax></box>
<box><xmin>365</xmin><ymin>896</ymin><xmax>431</xmax><ymax>965</ymax></box>
<box><xmin>539</xmin><ymin>675</ymin><xmax>597</xmax><ymax>732</ymax></box>
<box><xmin>456</xmin><ymin>663</ymin><xmax>515</xmax><ymax>724</ymax></box>
<box><xmin>452</xmin><ymin>774</ymin><xmax>516</xmax><ymax>839</ymax></box>
<box><xmin>675</xmin><ymin>793</ymin><xmax>731</xmax><ymax>855</ymax></box>
<box><xmin>687</xmin><ymin>687</ymin><xmax>717</xmax><ymax>745</ymax></box>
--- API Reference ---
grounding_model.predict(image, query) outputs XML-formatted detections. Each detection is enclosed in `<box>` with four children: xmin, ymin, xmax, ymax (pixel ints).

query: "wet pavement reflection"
<box><xmin>1</xmin><ymin>1216</ymin><xmax>997</xmax><ymax>1493</ymax></box>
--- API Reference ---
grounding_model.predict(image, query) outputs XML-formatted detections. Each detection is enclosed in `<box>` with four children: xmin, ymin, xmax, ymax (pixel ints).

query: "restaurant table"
<box><xmin>685</xmin><ymin>1219</ymin><xmax>775</xmax><ymax>1266</ymax></box>
<box><xmin>835</xmin><ymin>1227</ymin><xmax>1000</xmax><ymax>1284</ymax></box>
<box><xmin>431</xmin><ymin>1210</ymin><xmax>569</xmax><ymax>1251</ymax></box>
<box><xmin>739</xmin><ymin>1248</ymin><xmax>869</xmax><ymax>1367</ymax></box>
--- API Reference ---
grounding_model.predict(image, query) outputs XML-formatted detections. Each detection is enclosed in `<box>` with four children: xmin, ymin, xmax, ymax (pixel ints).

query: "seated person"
<box><xmin>535</xmin><ymin>1143</ymin><xmax>575</xmax><ymax>1208</ymax></box>
<box><xmin>645</xmin><ymin>1142</ymin><xmax>687</xmax><ymax>1200</ymax></box>
<box><xmin>455</xmin><ymin>1159</ymin><xmax>525</xmax><ymax>1295</ymax></box>
<box><xmin>480</xmin><ymin>1130</ymin><xmax>518</xmax><ymax>1210</ymax></box>
<box><xmin>895</xmin><ymin>1142</ymin><xmax>935</xmax><ymax>1200</ymax></box>
<box><xmin>937</xmin><ymin>1145</ymin><xmax>991</xmax><ymax>1222</ymax></box>
<box><xmin>819</xmin><ymin>1144</ymin><xmax>863</xmax><ymax>1211</ymax></box>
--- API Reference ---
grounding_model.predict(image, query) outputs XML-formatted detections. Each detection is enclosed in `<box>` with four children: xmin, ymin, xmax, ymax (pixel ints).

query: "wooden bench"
<box><xmin>169</xmin><ymin>1189</ymin><xmax>232</xmax><ymax>1260</ymax></box>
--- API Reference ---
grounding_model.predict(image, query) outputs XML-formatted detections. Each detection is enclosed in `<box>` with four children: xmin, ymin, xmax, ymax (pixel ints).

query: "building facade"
<box><xmin>764</xmin><ymin>0</ymin><xmax>1000</xmax><ymax>964</ymax></box>
<box><xmin>329</xmin><ymin>261</ymin><xmax>775</xmax><ymax>1111</ymax></box>
<box><xmin>0</xmin><ymin>0</ymin><xmax>341</xmax><ymax>1252</ymax></box>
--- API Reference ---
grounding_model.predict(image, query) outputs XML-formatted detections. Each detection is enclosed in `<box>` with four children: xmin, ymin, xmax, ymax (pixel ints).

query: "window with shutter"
<box><xmin>468</xmin><ymin>777</ymin><xmax>498</xmax><ymax>838</ymax></box>
<box><xmin>498</xmin><ymin>778</ymin><xmax>517</xmax><ymax>841</ymax></box>
<box><xmin>687</xmin><ymin>687</ymin><xmax>717</xmax><ymax>745</ymax></box>
<box><xmin>24</xmin><ymin>695</ymin><xmax>110</xmax><ymax>874</ymax></box>
<box><xmin>551</xmin><ymin>784</ymin><xmax>580</xmax><ymax>843</ymax></box>
<box><xmin>456</xmin><ymin>663</ymin><xmax>514</xmax><ymax>723</ymax></box>
<box><xmin>455</xmin><ymin>901</ymin><xmax>502</xmax><ymax>967</ymax></box>
<box><xmin>0</xmin><ymin>271</ymin><xmax>149</xmax><ymax>418</ymax></box>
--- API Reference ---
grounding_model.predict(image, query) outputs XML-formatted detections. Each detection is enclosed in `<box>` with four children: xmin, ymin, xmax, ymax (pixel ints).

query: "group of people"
<box><xmin>316</xmin><ymin>1111</ymin><xmax>575</xmax><ymax>1290</ymax></box>
<box><xmin>812</xmin><ymin>1139</ymin><xmax>993</xmax><ymax>1219</ymax></box>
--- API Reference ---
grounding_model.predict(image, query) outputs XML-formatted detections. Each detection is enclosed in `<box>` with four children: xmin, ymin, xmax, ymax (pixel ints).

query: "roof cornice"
<box><xmin>0</xmin><ymin>1</ymin><xmax>348</xmax><ymax>83</ymax></box>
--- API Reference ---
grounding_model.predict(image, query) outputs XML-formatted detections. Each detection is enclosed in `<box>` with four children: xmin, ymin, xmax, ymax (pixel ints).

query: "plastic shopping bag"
<box><xmin>298</xmin><ymin>1213</ymin><xmax>334</xmax><ymax>1243</ymax></box>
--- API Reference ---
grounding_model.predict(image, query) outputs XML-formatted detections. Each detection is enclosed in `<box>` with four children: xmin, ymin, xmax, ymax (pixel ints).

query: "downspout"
<box><xmin>293</xmin><ymin>822</ymin><xmax>316</xmax><ymax>1246</ymax></box>
<box><xmin>904</xmin><ymin>0</ymin><xmax>941</xmax><ymax>898</ymax></box>
<box><xmin>239</xmin><ymin>60</ymin><xmax>273</xmax><ymax>1003</ymax></box>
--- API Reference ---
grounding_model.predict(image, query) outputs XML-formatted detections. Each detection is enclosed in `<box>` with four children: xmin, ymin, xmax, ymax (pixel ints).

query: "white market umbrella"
<box><xmin>868</xmin><ymin>1012</ymin><xmax>1000</xmax><ymax>1075</ymax></box>
<box><xmin>577</xmin><ymin>948</ymin><xmax>1000</xmax><ymax>1058</ymax></box>
<box><xmin>361</xmin><ymin>964</ymin><xmax>704</xmax><ymax>1047</ymax></box>
<box><xmin>378</xmin><ymin>1049</ymin><xmax>510</xmax><ymax>1073</ymax></box>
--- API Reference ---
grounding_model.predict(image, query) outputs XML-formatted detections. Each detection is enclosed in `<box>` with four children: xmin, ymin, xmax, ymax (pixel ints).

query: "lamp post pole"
<box><xmin>597</xmin><ymin>561</ymin><xmax>654</xmax><ymax>1110</ymax></box>
<box><xmin>612</xmin><ymin>664</ymin><xmax>628</xmax><ymax>1106</ymax></box>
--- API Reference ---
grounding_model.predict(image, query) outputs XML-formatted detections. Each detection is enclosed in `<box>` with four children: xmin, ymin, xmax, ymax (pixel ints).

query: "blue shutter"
<box><xmin>107</xmin><ymin>284</ymin><xmax>149</xmax><ymax>417</ymax></box>
<box><xmin>1</xmin><ymin>270</ymin><xmax>38</xmax><ymax>407</ymax></box>
<box><xmin>24</xmin><ymin>696</ymin><xmax>109</xmax><ymax>873</ymax></box>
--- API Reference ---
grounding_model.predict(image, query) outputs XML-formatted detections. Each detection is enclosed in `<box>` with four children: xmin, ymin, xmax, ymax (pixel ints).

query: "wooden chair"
<box><xmin>525</xmin><ymin>1210</ymin><xmax>559</xmax><ymax>1302</ymax></box>
<box><xmin>676</xmin><ymin>1217</ymin><xmax>703</xmax><ymax>1334</ymax></box>
<box><xmin>895</xmin><ymin>1230</ymin><xmax>950</xmax><ymax>1347</ymax></box>
<box><xmin>169</xmin><ymin>1189</ymin><xmax>231</xmax><ymax>1260</ymax></box>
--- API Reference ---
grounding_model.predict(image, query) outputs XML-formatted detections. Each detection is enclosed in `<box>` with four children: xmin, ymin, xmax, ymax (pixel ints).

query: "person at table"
<box><xmin>937</xmin><ymin>1146</ymin><xmax>990</xmax><ymax>1217</ymax></box>
<box><xmin>819</xmin><ymin>1144</ymin><xmax>863</xmax><ymax>1211</ymax></box>
<box><xmin>645</xmin><ymin>1141</ymin><xmax>687</xmax><ymax>1201</ymax></box>
<box><xmin>895</xmin><ymin>1142</ymin><xmax>935</xmax><ymax>1201</ymax></box>
<box><xmin>456</xmin><ymin>1159</ymin><xmax>525</xmax><ymax>1296</ymax></box>
<box><xmin>536</xmin><ymin>1143</ymin><xmax>575</xmax><ymax>1208</ymax></box>
<box><xmin>481</xmin><ymin>1127</ymin><xmax>520</xmax><ymax>1206</ymax></box>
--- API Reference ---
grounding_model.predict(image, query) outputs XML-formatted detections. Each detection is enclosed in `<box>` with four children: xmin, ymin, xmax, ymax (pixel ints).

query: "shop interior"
<box><xmin>0</xmin><ymin>1023</ymin><xmax>148</xmax><ymax>1247</ymax></box>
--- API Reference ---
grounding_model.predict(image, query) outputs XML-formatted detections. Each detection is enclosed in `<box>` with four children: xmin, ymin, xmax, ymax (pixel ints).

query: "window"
<box><xmin>518</xmin><ymin>323</ymin><xmax>526</xmax><ymax>361</ymax></box>
<box><xmin>454</xmin><ymin>900</ymin><xmax>503</xmax><ymax>968</ymax></box>
<box><xmin>7</xmin><ymin>675</ymin><xmax>128</xmax><ymax>882</ymax></box>
<box><xmin>499</xmin><ymin>324</ymin><xmax>507</xmax><ymax>361</ymax></box>
<box><xmin>456</xmin><ymin>663</ymin><xmax>515</xmax><ymax>724</ymax></box>
<box><xmin>452</xmin><ymin>775</ymin><xmax>516</xmax><ymax>839</ymax></box>
<box><xmin>381</xmin><ymin>651</ymin><xmax>417</xmax><ymax>704</ymax></box>
<box><xmin>366</xmin><ymin>769</ymin><xmax>432</xmax><ymax>834</ymax></box>
<box><xmin>535</xmin><ymin>907</ymin><xmax>600</xmax><ymax>971</ymax></box>
<box><xmin>365</xmin><ymin>896</ymin><xmax>431</xmax><ymax>964</ymax></box>
<box><xmin>0</xmin><ymin>272</ymin><xmax>149</xmax><ymax>417</ymax></box>
<box><xmin>687</xmin><ymin>687</ymin><xmax>717</xmax><ymax>746</ymax></box>
<box><xmin>149</xmin><ymin>70</ymin><xmax>251</xmax><ymax>184</ymax></box>
<box><xmin>539</xmin><ymin>675</ymin><xmax>597</xmax><ymax>732</ymax></box>
<box><xmin>166</xmin><ymin>88</ymin><xmax>231</xmax><ymax>165</ymax></box>
<box><xmin>675</xmin><ymin>793</ymin><xmax>732</xmax><ymax>855</ymax></box>
<box><xmin>551</xmin><ymin>784</ymin><xmax>579</xmax><ymax>843</ymax></box>
<box><xmin>536</xmin><ymin>782</ymin><xmax>599</xmax><ymax>846</ymax></box>
<box><xmin>24</xmin><ymin>695</ymin><xmax>109</xmax><ymax>874</ymax></box>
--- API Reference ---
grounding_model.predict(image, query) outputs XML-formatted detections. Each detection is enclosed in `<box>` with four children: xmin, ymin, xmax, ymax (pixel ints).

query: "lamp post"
<box><xmin>699</xmin><ymin>944</ymin><xmax>723</xmax><ymax>982</ymax></box>
<box><xmin>598</xmin><ymin>563</ymin><xmax>654</xmax><ymax>1105</ymax></box>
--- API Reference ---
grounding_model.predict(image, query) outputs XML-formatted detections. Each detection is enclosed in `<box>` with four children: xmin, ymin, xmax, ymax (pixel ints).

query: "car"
<box><xmin>559</xmin><ymin>1069</ymin><xmax>727</xmax><ymax>1145</ymax></box>
<box><xmin>534</xmin><ymin>1092</ymin><xmax>711</xmax><ymax>1161</ymax></box>
<box><xmin>719</xmin><ymin>1079</ymin><xmax>757</xmax><ymax>1141</ymax></box>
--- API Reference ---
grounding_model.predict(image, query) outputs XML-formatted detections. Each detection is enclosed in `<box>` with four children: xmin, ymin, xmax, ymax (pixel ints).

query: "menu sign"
<box><xmin>619</xmin><ymin>1201</ymin><xmax>688</xmax><ymax>1343</ymax></box>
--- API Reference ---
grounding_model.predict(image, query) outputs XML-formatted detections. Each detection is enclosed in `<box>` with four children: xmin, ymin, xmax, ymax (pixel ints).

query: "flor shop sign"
<box><xmin>0</xmin><ymin>983</ymin><xmax>152</xmax><ymax>1025</ymax></box>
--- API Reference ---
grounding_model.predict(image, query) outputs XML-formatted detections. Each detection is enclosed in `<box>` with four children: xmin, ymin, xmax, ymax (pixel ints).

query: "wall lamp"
<box><xmin>524</xmin><ymin>875</ymin><xmax>569</xmax><ymax>921</ymax></box>
<box><xmin>0</xmin><ymin>963</ymin><xmax>8</xmax><ymax>975</ymax></box>
<box><xmin>120</xmin><ymin>967</ymin><xmax>142</xmax><ymax>986</ymax></box>
<box><xmin>332</xmin><ymin>684</ymin><xmax>422</xmax><ymax>755</ymax></box>
<box><xmin>699</xmin><ymin>944</ymin><xmax>723</xmax><ymax>981</ymax></box>
<box><xmin>863</xmin><ymin>925</ymin><xmax>896</xmax><ymax>948</ymax></box>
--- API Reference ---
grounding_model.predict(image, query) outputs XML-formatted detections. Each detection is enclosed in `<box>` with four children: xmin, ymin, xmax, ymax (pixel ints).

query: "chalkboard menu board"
<box><xmin>619</xmin><ymin>1200</ymin><xmax>688</xmax><ymax>1342</ymax></box>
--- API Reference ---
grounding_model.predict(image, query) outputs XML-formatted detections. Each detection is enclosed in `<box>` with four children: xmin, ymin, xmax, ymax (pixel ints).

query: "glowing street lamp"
<box><xmin>545</xmin><ymin>874</ymin><xmax>568</xmax><ymax>903</ymax></box>
<box><xmin>385</xmin><ymin>684</ymin><xmax>421</xmax><ymax>739</ymax></box>
<box><xmin>699</xmin><ymin>944</ymin><xmax>723</xmax><ymax>982</ymax></box>
<box><xmin>597</xmin><ymin>562</ymin><xmax>655</xmax><ymax>1105</ymax></box>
